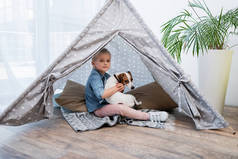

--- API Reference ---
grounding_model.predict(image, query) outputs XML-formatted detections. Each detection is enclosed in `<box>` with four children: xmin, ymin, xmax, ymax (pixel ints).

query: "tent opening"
<box><xmin>53</xmin><ymin>34</ymin><xmax>177</xmax><ymax>111</ymax></box>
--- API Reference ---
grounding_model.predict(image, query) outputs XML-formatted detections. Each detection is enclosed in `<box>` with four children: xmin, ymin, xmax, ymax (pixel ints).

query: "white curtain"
<box><xmin>0</xmin><ymin>0</ymin><xmax>105</xmax><ymax>112</ymax></box>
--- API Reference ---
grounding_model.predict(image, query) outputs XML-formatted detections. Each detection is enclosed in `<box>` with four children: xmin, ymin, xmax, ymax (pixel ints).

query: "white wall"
<box><xmin>130</xmin><ymin>0</ymin><xmax>238</xmax><ymax>106</ymax></box>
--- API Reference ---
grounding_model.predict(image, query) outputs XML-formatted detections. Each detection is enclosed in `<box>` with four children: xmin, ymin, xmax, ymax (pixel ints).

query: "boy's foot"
<box><xmin>148</xmin><ymin>111</ymin><xmax>168</xmax><ymax>122</ymax></box>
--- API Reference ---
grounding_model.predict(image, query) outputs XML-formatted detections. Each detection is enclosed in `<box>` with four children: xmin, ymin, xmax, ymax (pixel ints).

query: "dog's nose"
<box><xmin>131</xmin><ymin>86</ymin><xmax>135</xmax><ymax>89</ymax></box>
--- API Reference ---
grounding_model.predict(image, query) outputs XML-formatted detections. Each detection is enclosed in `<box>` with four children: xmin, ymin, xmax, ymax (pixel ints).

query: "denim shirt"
<box><xmin>85</xmin><ymin>68</ymin><xmax>110</xmax><ymax>112</ymax></box>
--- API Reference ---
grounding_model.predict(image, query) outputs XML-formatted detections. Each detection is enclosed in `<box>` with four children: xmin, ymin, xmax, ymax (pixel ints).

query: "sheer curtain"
<box><xmin>0</xmin><ymin>0</ymin><xmax>105</xmax><ymax>112</ymax></box>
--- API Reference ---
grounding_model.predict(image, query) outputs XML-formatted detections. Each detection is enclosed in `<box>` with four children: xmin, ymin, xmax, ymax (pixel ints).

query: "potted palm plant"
<box><xmin>161</xmin><ymin>0</ymin><xmax>238</xmax><ymax>114</ymax></box>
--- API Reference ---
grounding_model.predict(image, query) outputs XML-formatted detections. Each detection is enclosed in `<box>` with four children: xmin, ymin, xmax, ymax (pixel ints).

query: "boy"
<box><xmin>85</xmin><ymin>48</ymin><xmax>168</xmax><ymax>122</ymax></box>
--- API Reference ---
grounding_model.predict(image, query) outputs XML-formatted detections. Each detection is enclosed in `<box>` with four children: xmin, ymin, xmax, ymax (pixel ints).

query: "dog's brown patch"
<box><xmin>117</xmin><ymin>73</ymin><xmax>129</xmax><ymax>85</ymax></box>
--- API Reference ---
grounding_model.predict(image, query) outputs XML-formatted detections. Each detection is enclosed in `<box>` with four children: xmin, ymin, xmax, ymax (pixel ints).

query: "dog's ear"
<box><xmin>127</xmin><ymin>71</ymin><xmax>133</xmax><ymax>81</ymax></box>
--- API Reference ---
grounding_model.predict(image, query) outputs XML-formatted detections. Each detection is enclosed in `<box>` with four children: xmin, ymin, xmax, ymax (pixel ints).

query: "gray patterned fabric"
<box><xmin>62</xmin><ymin>109</ymin><xmax>119</xmax><ymax>132</ymax></box>
<box><xmin>61</xmin><ymin>108</ymin><xmax>174</xmax><ymax>132</ymax></box>
<box><xmin>0</xmin><ymin>0</ymin><xmax>228</xmax><ymax>129</ymax></box>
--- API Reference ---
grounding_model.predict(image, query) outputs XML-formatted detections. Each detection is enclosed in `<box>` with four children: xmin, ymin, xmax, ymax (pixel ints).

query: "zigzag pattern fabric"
<box><xmin>61</xmin><ymin>108</ymin><xmax>174</xmax><ymax>132</ymax></box>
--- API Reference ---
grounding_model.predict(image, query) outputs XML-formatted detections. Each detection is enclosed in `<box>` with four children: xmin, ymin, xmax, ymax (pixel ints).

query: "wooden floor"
<box><xmin>0</xmin><ymin>106</ymin><xmax>238</xmax><ymax>159</ymax></box>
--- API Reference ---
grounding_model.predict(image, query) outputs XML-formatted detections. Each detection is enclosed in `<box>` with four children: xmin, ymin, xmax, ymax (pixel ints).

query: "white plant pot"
<box><xmin>198</xmin><ymin>49</ymin><xmax>233</xmax><ymax>115</ymax></box>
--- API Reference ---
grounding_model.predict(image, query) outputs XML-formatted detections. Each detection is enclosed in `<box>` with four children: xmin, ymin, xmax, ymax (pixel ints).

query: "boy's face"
<box><xmin>92</xmin><ymin>53</ymin><xmax>111</xmax><ymax>74</ymax></box>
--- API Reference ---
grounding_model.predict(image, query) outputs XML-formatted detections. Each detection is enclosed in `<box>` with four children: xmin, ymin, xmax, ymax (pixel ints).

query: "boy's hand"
<box><xmin>102</xmin><ymin>83</ymin><xmax>125</xmax><ymax>99</ymax></box>
<box><xmin>116</xmin><ymin>83</ymin><xmax>124</xmax><ymax>92</ymax></box>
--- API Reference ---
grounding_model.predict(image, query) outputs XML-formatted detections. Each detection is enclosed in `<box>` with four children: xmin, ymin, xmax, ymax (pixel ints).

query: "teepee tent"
<box><xmin>0</xmin><ymin>0</ymin><xmax>228</xmax><ymax>129</ymax></box>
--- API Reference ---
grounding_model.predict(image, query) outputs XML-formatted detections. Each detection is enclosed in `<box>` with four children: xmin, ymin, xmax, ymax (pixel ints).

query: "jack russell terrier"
<box><xmin>105</xmin><ymin>71</ymin><xmax>142</xmax><ymax>107</ymax></box>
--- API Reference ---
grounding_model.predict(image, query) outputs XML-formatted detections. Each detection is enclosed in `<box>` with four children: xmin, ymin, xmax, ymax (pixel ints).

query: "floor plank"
<box><xmin>0</xmin><ymin>106</ymin><xmax>238</xmax><ymax>159</ymax></box>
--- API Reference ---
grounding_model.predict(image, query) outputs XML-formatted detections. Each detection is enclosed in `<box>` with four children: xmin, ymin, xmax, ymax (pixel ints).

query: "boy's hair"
<box><xmin>92</xmin><ymin>48</ymin><xmax>111</xmax><ymax>62</ymax></box>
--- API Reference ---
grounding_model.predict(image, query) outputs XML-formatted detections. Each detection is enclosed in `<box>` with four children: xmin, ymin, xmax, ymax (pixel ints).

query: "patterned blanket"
<box><xmin>61</xmin><ymin>108</ymin><xmax>175</xmax><ymax>132</ymax></box>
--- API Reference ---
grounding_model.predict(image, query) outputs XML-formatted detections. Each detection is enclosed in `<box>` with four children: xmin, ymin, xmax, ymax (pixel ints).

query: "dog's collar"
<box><xmin>114</xmin><ymin>74</ymin><xmax>121</xmax><ymax>83</ymax></box>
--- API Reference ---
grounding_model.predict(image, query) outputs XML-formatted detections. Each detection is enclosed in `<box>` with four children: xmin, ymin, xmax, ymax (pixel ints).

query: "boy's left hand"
<box><xmin>116</xmin><ymin>83</ymin><xmax>124</xmax><ymax>92</ymax></box>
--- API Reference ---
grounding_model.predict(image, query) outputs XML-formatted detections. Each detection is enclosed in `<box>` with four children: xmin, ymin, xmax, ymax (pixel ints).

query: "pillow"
<box><xmin>127</xmin><ymin>82</ymin><xmax>177</xmax><ymax>110</ymax></box>
<box><xmin>55</xmin><ymin>80</ymin><xmax>87</xmax><ymax>112</ymax></box>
